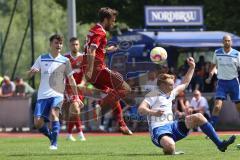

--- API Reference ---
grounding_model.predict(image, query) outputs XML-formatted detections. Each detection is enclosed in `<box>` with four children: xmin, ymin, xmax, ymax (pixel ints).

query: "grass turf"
<box><xmin>0</xmin><ymin>134</ymin><xmax>239</xmax><ymax>160</ymax></box>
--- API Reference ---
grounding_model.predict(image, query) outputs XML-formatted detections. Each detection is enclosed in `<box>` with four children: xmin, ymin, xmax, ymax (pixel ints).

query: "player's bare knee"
<box><xmin>161</xmin><ymin>137</ymin><xmax>175</xmax><ymax>155</ymax></box>
<box><xmin>213</xmin><ymin>101</ymin><xmax>222</xmax><ymax>113</ymax></box>
<box><xmin>76</xmin><ymin>108</ymin><xmax>80</xmax><ymax>115</ymax></box>
<box><xmin>50</xmin><ymin>108</ymin><xmax>60</xmax><ymax>121</ymax></box>
<box><xmin>70</xmin><ymin>105</ymin><xmax>80</xmax><ymax>115</ymax></box>
<box><xmin>34</xmin><ymin>118</ymin><xmax>44</xmax><ymax>129</ymax></box>
<box><xmin>194</xmin><ymin>113</ymin><xmax>207</xmax><ymax>124</ymax></box>
<box><xmin>74</xmin><ymin>104</ymin><xmax>80</xmax><ymax>114</ymax></box>
<box><xmin>214</xmin><ymin>105</ymin><xmax>222</xmax><ymax>112</ymax></box>
<box><xmin>163</xmin><ymin>142</ymin><xmax>175</xmax><ymax>155</ymax></box>
<box><xmin>195</xmin><ymin>113</ymin><xmax>204</xmax><ymax>119</ymax></box>
<box><xmin>186</xmin><ymin>114</ymin><xmax>203</xmax><ymax>128</ymax></box>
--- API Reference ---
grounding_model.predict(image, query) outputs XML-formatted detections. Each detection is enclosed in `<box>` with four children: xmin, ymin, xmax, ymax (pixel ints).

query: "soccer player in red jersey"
<box><xmin>83</xmin><ymin>7</ymin><xmax>132</xmax><ymax>135</ymax></box>
<box><xmin>64</xmin><ymin>37</ymin><xmax>86</xmax><ymax>141</ymax></box>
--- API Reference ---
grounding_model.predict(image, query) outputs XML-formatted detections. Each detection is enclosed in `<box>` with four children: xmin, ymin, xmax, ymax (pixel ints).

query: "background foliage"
<box><xmin>1</xmin><ymin>0</ymin><xmax>240</xmax><ymax>84</ymax></box>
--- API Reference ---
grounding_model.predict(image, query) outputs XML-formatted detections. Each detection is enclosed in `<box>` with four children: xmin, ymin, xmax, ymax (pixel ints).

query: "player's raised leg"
<box><xmin>83</xmin><ymin>7</ymin><xmax>134</xmax><ymax>135</ymax></box>
<box><xmin>113</xmin><ymin>101</ymin><xmax>133</xmax><ymax>135</ymax></box>
<box><xmin>186</xmin><ymin>113</ymin><xmax>236</xmax><ymax>152</ymax></box>
<box><xmin>94</xmin><ymin>69</ymin><xmax>133</xmax><ymax>135</ymax></box>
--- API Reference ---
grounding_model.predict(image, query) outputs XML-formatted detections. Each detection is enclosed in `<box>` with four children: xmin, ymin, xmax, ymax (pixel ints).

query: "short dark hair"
<box><xmin>49</xmin><ymin>34</ymin><xmax>64</xmax><ymax>43</ymax></box>
<box><xmin>223</xmin><ymin>35</ymin><xmax>232</xmax><ymax>41</ymax></box>
<box><xmin>15</xmin><ymin>76</ymin><xmax>22</xmax><ymax>83</ymax></box>
<box><xmin>69</xmin><ymin>37</ymin><xmax>79</xmax><ymax>43</ymax></box>
<box><xmin>98</xmin><ymin>7</ymin><xmax>118</xmax><ymax>22</ymax></box>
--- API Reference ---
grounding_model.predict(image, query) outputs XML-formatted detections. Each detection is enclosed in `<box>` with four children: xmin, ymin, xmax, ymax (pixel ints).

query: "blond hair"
<box><xmin>157</xmin><ymin>73</ymin><xmax>175</xmax><ymax>86</ymax></box>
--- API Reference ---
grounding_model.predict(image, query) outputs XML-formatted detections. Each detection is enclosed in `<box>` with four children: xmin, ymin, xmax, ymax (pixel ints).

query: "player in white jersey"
<box><xmin>28</xmin><ymin>34</ymin><xmax>83</xmax><ymax>150</ymax></box>
<box><xmin>138</xmin><ymin>57</ymin><xmax>235</xmax><ymax>155</ymax></box>
<box><xmin>206</xmin><ymin>35</ymin><xmax>240</xmax><ymax>129</ymax></box>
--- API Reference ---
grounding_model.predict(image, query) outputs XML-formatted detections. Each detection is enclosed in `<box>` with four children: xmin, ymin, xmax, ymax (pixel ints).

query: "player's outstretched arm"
<box><xmin>27</xmin><ymin>68</ymin><xmax>39</xmax><ymax>78</ymax></box>
<box><xmin>174</xmin><ymin>57</ymin><xmax>195</xmax><ymax>94</ymax></box>
<box><xmin>27</xmin><ymin>56</ymin><xmax>41</xmax><ymax>78</ymax></box>
<box><xmin>138</xmin><ymin>101</ymin><xmax>164</xmax><ymax>116</ymax></box>
<box><xmin>86</xmin><ymin>46</ymin><xmax>96</xmax><ymax>80</ymax></box>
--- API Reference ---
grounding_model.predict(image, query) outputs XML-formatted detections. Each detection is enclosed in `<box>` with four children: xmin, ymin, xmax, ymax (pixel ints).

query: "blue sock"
<box><xmin>51</xmin><ymin>121</ymin><xmax>60</xmax><ymax>146</ymax></box>
<box><xmin>39</xmin><ymin>123</ymin><xmax>51</xmax><ymax>141</ymax></box>
<box><xmin>210</xmin><ymin>116</ymin><xmax>219</xmax><ymax>127</ymax></box>
<box><xmin>200</xmin><ymin>122</ymin><xmax>222</xmax><ymax>147</ymax></box>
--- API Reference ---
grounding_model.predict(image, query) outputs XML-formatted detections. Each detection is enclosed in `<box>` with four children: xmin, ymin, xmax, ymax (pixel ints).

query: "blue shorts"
<box><xmin>151</xmin><ymin>121</ymin><xmax>189</xmax><ymax>148</ymax></box>
<box><xmin>34</xmin><ymin>96</ymin><xmax>63</xmax><ymax>122</ymax></box>
<box><xmin>215</xmin><ymin>78</ymin><xmax>240</xmax><ymax>102</ymax></box>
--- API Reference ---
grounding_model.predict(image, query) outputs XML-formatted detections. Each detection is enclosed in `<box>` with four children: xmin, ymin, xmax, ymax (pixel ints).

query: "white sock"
<box><xmin>67</xmin><ymin>133</ymin><xmax>72</xmax><ymax>137</ymax></box>
<box><xmin>78</xmin><ymin>132</ymin><xmax>84</xmax><ymax>137</ymax></box>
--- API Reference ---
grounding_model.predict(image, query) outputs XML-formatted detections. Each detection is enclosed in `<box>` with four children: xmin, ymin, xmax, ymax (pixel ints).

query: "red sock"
<box><xmin>75</xmin><ymin>116</ymin><xmax>82</xmax><ymax>133</ymax></box>
<box><xmin>113</xmin><ymin>101</ymin><xmax>126</xmax><ymax>127</ymax></box>
<box><xmin>67</xmin><ymin>117</ymin><xmax>75</xmax><ymax>134</ymax></box>
<box><xmin>100</xmin><ymin>88</ymin><xmax>127</xmax><ymax>127</ymax></box>
<box><xmin>101</xmin><ymin>89</ymin><xmax>119</xmax><ymax>107</ymax></box>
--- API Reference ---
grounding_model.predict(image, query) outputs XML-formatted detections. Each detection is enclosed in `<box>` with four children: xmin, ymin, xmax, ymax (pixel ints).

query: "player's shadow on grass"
<box><xmin>8</xmin><ymin>152</ymin><xmax>164</xmax><ymax>157</ymax></box>
<box><xmin>108</xmin><ymin>153</ymin><xmax>164</xmax><ymax>157</ymax></box>
<box><xmin>8</xmin><ymin>153</ymin><xmax>104</xmax><ymax>157</ymax></box>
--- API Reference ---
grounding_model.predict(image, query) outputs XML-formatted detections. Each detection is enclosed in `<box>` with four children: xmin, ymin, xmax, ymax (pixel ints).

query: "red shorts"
<box><xmin>89</xmin><ymin>67</ymin><xmax>124</xmax><ymax>93</ymax></box>
<box><xmin>81</xmin><ymin>56</ymin><xmax>124</xmax><ymax>93</ymax></box>
<box><xmin>64</xmin><ymin>85</ymin><xmax>83</xmax><ymax>103</ymax></box>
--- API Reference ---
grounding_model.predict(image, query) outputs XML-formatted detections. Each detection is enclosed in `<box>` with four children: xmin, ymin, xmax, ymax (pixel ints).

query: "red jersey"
<box><xmin>84</xmin><ymin>23</ymin><xmax>107</xmax><ymax>67</ymax></box>
<box><xmin>64</xmin><ymin>52</ymin><xmax>84</xmax><ymax>84</ymax></box>
<box><xmin>64</xmin><ymin>52</ymin><xmax>84</xmax><ymax>101</ymax></box>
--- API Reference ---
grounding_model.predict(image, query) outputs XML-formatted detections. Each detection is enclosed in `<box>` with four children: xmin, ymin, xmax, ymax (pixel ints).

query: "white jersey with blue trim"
<box><xmin>213</xmin><ymin>48</ymin><xmax>240</xmax><ymax>80</ymax></box>
<box><xmin>31</xmin><ymin>53</ymin><xmax>73</xmax><ymax>100</ymax></box>
<box><xmin>144</xmin><ymin>89</ymin><xmax>177</xmax><ymax>130</ymax></box>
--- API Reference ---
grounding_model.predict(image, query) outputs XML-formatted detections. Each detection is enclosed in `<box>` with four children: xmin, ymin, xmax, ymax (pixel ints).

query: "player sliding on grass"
<box><xmin>138</xmin><ymin>57</ymin><xmax>236</xmax><ymax>155</ymax></box>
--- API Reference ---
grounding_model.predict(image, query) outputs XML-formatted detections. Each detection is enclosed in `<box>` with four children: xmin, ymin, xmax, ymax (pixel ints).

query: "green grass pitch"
<box><xmin>0</xmin><ymin>134</ymin><xmax>239</xmax><ymax>160</ymax></box>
